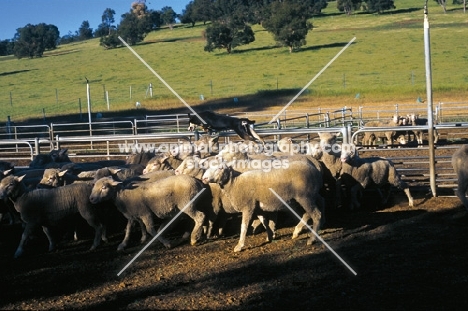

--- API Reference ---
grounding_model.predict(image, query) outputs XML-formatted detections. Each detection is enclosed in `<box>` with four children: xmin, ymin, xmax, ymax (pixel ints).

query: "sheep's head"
<box><xmin>340</xmin><ymin>144</ymin><xmax>359</xmax><ymax>163</ymax></box>
<box><xmin>143</xmin><ymin>154</ymin><xmax>171</xmax><ymax>174</ymax></box>
<box><xmin>0</xmin><ymin>174</ymin><xmax>25</xmax><ymax>201</ymax></box>
<box><xmin>305</xmin><ymin>142</ymin><xmax>322</xmax><ymax>159</ymax></box>
<box><xmin>89</xmin><ymin>176</ymin><xmax>121</xmax><ymax>204</ymax></box>
<box><xmin>201</xmin><ymin>162</ymin><xmax>231</xmax><ymax>185</ymax></box>
<box><xmin>38</xmin><ymin>168</ymin><xmax>68</xmax><ymax>188</ymax></box>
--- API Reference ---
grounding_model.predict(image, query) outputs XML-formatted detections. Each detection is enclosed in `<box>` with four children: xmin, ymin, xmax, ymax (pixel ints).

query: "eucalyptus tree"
<box><xmin>364</xmin><ymin>0</ymin><xmax>395</xmax><ymax>13</ymax></box>
<box><xmin>203</xmin><ymin>0</ymin><xmax>256</xmax><ymax>53</ymax></box>
<box><xmin>13</xmin><ymin>23</ymin><xmax>59</xmax><ymax>58</ymax></box>
<box><xmin>262</xmin><ymin>0</ymin><xmax>314</xmax><ymax>53</ymax></box>
<box><xmin>337</xmin><ymin>0</ymin><xmax>362</xmax><ymax>15</ymax></box>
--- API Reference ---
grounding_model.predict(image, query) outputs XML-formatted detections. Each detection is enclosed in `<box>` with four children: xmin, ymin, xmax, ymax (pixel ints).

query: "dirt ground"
<box><xmin>1</xmin><ymin>165</ymin><xmax>468</xmax><ymax>310</ymax></box>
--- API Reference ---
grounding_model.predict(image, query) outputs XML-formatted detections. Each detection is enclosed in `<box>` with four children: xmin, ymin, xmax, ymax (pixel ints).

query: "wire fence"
<box><xmin>0</xmin><ymin>69</ymin><xmax>436</xmax><ymax>122</ymax></box>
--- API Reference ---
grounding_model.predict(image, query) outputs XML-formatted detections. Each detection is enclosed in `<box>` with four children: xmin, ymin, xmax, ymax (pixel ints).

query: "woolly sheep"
<box><xmin>340</xmin><ymin>144</ymin><xmax>414</xmax><ymax>210</ymax></box>
<box><xmin>361</xmin><ymin>117</ymin><xmax>407</xmax><ymax>147</ymax></box>
<box><xmin>0</xmin><ymin>175</ymin><xmax>106</xmax><ymax>258</ymax></box>
<box><xmin>29</xmin><ymin>149</ymin><xmax>72</xmax><ymax>169</ymax></box>
<box><xmin>407</xmin><ymin>113</ymin><xmax>439</xmax><ymax>146</ymax></box>
<box><xmin>89</xmin><ymin>174</ymin><xmax>206</xmax><ymax>250</ymax></box>
<box><xmin>201</xmin><ymin>160</ymin><xmax>325</xmax><ymax>252</ymax></box>
<box><xmin>37</xmin><ymin>168</ymin><xmax>85</xmax><ymax>188</ymax></box>
<box><xmin>174</xmin><ymin>155</ymin><xmax>270</xmax><ymax>238</ymax></box>
<box><xmin>142</xmin><ymin>153</ymin><xmax>174</xmax><ymax>174</ymax></box>
<box><xmin>451</xmin><ymin>144</ymin><xmax>468</xmax><ymax>211</ymax></box>
<box><xmin>193</xmin><ymin>134</ymin><xmax>220</xmax><ymax>158</ymax></box>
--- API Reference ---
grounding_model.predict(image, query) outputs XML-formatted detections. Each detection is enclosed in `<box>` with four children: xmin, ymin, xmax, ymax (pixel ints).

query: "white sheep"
<box><xmin>0</xmin><ymin>175</ymin><xmax>106</xmax><ymax>258</ymax></box>
<box><xmin>174</xmin><ymin>155</ymin><xmax>272</xmax><ymax>238</ymax></box>
<box><xmin>37</xmin><ymin>167</ymin><xmax>85</xmax><ymax>188</ymax></box>
<box><xmin>89</xmin><ymin>174</ymin><xmax>206</xmax><ymax>251</ymax></box>
<box><xmin>451</xmin><ymin>144</ymin><xmax>468</xmax><ymax>211</ymax></box>
<box><xmin>407</xmin><ymin>113</ymin><xmax>439</xmax><ymax>146</ymax></box>
<box><xmin>340</xmin><ymin>144</ymin><xmax>414</xmax><ymax>210</ymax></box>
<box><xmin>201</xmin><ymin>160</ymin><xmax>325</xmax><ymax>252</ymax></box>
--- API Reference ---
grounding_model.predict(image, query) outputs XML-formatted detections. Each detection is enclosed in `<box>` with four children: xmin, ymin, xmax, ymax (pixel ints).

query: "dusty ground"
<box><xmin>1</xmin><ymin>172</ymin><xmax>468</xmax><ymax>310</ymax></box>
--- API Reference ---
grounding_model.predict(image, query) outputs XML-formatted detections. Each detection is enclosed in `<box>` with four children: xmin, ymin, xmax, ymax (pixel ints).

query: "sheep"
<box><xmin>340</xmin><ymin>144</ymin><xmax>414</xmax><ymax>210</ymax></box>
<box><xmin>0</xmin><ymin>175</ymin><xmax>106</xmax><ymax>258</ymax></box>
<box><xmin>142</xmin><ymin>153</ymin><xmax>176</xmax><ymax>174</ymax></box>
<box><xmin>307</xmin><ymin>132</ymin><xmax>347</xmax><ymax>209</ymax></box>
<box><xmin>201</xmin><ymin>160</ymin><xmax>325</xmax><ymax>252</ymax></box>
<box><xmin>174</xmin><ymin>155</ymin><xmax>270</xmax><ymax>238</ymax></box>
<box><xmin>276</xmin><ymin>137</ymin><xmax>301</xmax><ymax>154</ymax></box>
<box><xmin>37</xmin><ymin>167</ymin><xmax>86</xmax><ymax>188</ymax></box>
<box><xmin>361</xmin><ymin>116</ymin><xmax>408</xmax><ymax>148</ymax></box>
<box><xmin>89</xmin><ymin>174</ymin><xmax>206</xmax><ymax>251</ymax></box>
<box><xmin>0</xmin><ymin>168</ymin><xmax>18</xmax><ymax>224</ymax></box>
<box><xmin>91</xmin><ymin>164</ymin><xmax>145</xmax><ymax>184</ymax></box>
<box><xmin>125</xmin><ymin>150</ymin><xmax>157</xmax><ymax>166</ymax></box>
<box><xmin>193</xmin><ymin>134</ymin><xmax>220</xmax><ymax>158</ymax></box>
<box><xmin>407</xmin><ymin>113</ymin><xmax>439</xmax><ymax>146</ymax></box>
<box><xmin>451</xmin><ymin>144</ymin><xmax>468</xmax><ymax>211</ymax></box>
<box><xmin>29</xmin><ymin>149</ymin><xmax>72</xmax><ymax>169</ymax></box>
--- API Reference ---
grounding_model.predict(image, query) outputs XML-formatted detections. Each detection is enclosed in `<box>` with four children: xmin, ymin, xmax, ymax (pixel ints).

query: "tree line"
<box><xmin>0</xmin><ymin>0</ymin><xmax>464</xmax><ymax>58</ymax></box>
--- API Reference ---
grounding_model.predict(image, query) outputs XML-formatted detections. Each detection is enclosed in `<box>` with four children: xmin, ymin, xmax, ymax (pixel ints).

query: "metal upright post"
<box><xmin>424</xmin><ymin>2</ymin><xmax>437</xmax><ymax>197</ymax></box>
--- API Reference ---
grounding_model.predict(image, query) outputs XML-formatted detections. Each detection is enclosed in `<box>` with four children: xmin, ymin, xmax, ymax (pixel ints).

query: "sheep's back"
<box><xmin>15</xmin><ymin>183</ymin><xmax>92</xmax><ymax>225</ymax></box>
<box><xmin>232</xmin><ymin>161</ymin><xmax>322</xmax><ymax>207</ymax></box>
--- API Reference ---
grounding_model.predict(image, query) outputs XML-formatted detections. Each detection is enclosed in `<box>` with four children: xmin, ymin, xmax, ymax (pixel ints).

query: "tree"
<box><xmin>191</xmin><ymin>0</ymin><xmax>215</xmax><ymax>25</ymax></box>
<box><xmin>204</xmin><ymin>21</ymin><xmax>255</xmax><ymax>53</ymax></box>
<box><xmin>0</xmin><ymin>39</ymin><xmax>14</xmax><ymax>56</ymax></box>
<box><xmin>161</xmin><ymin>6</ymin><xmax>177</xmax><ymax>29</ymax></box>
<box><xmin>102</xmin><ymin>8</ymin><xmax>116</xmax><ymax>35</ymax></box>
<box><xmin>262</xmin><ymin>1</ymin><xmax>313</xmax><ymax>53</ymax></box>
<box><xmin>433</xmin><ymin>0</ymin><xmax>448</xmax><ymax>13</ymax></box>
<box><xmin>13</xmin><ymin>23</ymin><xmax>59</xmax><ymax>58</ymax></box>
<box><xmin>180</xmin><ymin>1</ymin><xmax>197</xmax><ymax>27</ymax></box>
<box><xmin>78</xmin><ymin>21</ymin><xmax>93</xmax><ymax>40</ymax></box>
<box><xmin>337</xmin><ymin>0</ymin><xmax>363</xmax><ymax>15</ymax></box>
<box><xmin>364</xmin><ymin>0</ymin><xmax>395</xmax><ymax>14</ymax></box>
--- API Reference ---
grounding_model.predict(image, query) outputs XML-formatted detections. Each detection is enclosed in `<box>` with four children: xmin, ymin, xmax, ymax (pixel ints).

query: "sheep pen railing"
<box><xmin>2</xmin><ymin>105</ymin><xmax>468</xmax><ymax>197</ymax></box>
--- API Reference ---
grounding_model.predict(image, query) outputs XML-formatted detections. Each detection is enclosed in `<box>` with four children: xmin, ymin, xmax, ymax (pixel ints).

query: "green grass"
<box><xmin>0</xmin><ymin>0</ymin><xmax>467</xmax><ymax>122</ymax></box>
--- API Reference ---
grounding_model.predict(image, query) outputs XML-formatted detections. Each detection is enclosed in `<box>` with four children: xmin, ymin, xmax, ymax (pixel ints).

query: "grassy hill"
<box><xmin>0</xmin><ymin>0</ymin><xmax>467</xmax><ymax>123</ymax></box>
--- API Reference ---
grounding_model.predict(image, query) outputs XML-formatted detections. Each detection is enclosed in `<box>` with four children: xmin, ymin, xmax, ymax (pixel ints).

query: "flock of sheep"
<box><xmin>1</xmin><ymin>127</ymin><xmax>467</xmax><ymax>259</ymax></box>
<box><xmin>360</xmin><ymin>113</ymin><xmax>439</xmax><ymax>147</ymax></box>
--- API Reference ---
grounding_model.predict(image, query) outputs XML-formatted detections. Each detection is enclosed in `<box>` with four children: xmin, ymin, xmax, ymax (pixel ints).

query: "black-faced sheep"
<box><xmin>201</xmin><ymin>160</ymin><xmax>325</xmax><ymax>252</ymax></box>
<box><xmin>451</xmin><ymin>144</ymin><xmax>468</xmax><ymax>211</ymax></box>
<box><xmin>89</xmin><ymin>174</ymin><xmax>206</xmax><ymax>251</ymax></box>
<box><xmin>0</xmin><ymin>175</ymin><xmax>106</xmax><ymax>258</ymax></box>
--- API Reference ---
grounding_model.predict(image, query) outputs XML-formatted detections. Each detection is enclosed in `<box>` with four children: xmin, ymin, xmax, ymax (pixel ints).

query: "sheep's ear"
<box><xmin>59</xmin><ymin>148</ymin><xmax>68</xmax><ymax>155</ymax></box>
<box><xmin>3</xmin><ymin>169</ymin><xmax>13</xmax><ymax>176</ymax></box>
<box><xmin>58</xmin><ymin>170</ymin><xmax>68</xmax><ymax>177</ymax></box>
<box><xmin>108</xmin><ymin>167</ymin><xmax>122</xmax><ymax>174</ymax></box>
<box><xmin>110</xmin><ymin>180</ymin><xmax>122</xmax><ymax>186</ymax></box>
<box><xmin>17</xmin><ymin>174</ymin><xmax>26</xmax><ymax>182</ymax></box>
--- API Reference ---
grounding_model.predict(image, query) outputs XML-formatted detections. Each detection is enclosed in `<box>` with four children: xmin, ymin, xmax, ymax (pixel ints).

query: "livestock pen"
<box><xmin>1</xmin><ymin>105</ymin><xmax>468</xmax><ymax>197</ymax></box>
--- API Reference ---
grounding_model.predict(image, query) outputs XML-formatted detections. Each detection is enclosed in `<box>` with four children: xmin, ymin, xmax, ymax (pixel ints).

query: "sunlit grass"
<box><xmin>0</xmin><ymin>0</ymin><xmax>466</xmax><ymax>122</ymax></box>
